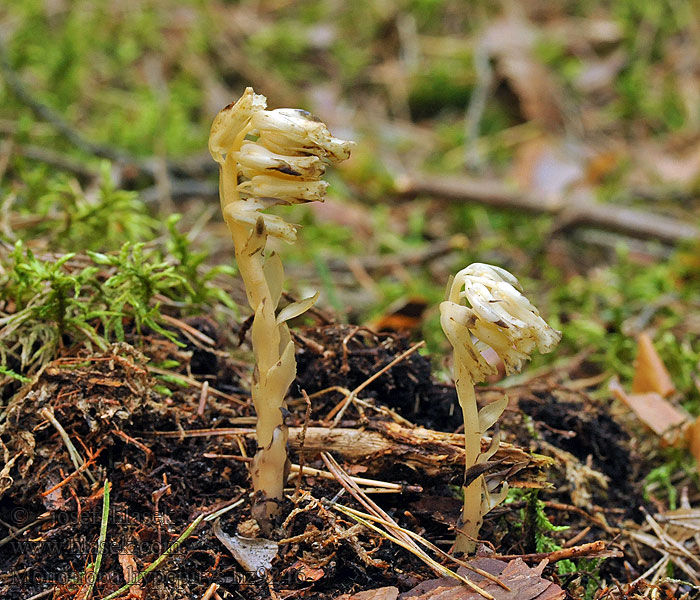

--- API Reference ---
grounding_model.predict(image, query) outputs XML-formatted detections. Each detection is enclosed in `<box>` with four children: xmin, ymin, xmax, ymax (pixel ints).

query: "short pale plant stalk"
<box><xmin>209</xmin><ymin>88</ymin><xmax>352</xmax><ymax>530</ymax></box>
<box><xmin>440</xmin><ymin>263</ymin><xmax>560</xmax><ymax>554</ymax></box>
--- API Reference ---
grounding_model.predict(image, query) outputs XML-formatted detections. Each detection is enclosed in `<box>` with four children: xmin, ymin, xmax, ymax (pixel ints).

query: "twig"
<box><xmin>295</xmin><ymin>390</ymin><xmax>312</xmax><ymax>492</ymax></box>
<box><xmin>396</xmin><ymin>173</ymin><xmax>700</xmax><ymax>244</ymax></box>
<box><xmin>197</xmin><ymin>381</ymin><xmax>210</xmax><ymax>417</ymax></box>
<box><xmin>463</xmin><ymin>40</ymin><xmax>494</xmax><ymax>170</ymax></box>
<box><xmin>563</xmin><ymin>525</ymin><xmax>591</xmax><ymax>548</ymax></box>
<box><xmin>111</xmin><ymin>430</ymin><xmax>153</xmax><ymax>464</ymax></box>
<box><xmin>99</xmin><ymin>513</ymin><xmax>205</xmax><ymax>600</ymax></box>
<box><xmin>630</xmin><ymin>553</ymin><xmax>670</xmax><ymax>586</ymax></box>
<box><xmin>0</xmin><ymin>514</ymin><xmax>52</xmax><ymax>548</ymax></box>
<box><xmin>333</xmin><ymin>503</ymin><xmax>508</xmax><ymax>590</ymax></box>
<box><xmin>40</xmin><ymin>448</ymin><xmax>104</xmax><ymax>497</ymax></box>
<box><xmin>0</xmin><ymin>39</ymin><xmax>132</xmax><ymax>166</ymax></box>
<box><xmin>202</xmin><ymin>451</ymin><xmax>419</xmax><ymax>492</ymax></box>
<box><xmin>13</xmin><ymin>144</ymin><xmax>99</xmax><ymax>179</ymax></box>
<box><xmin>203</xmin><ymin>496</ymin><xmax>246</xmax><ymax>522</ymax></box>
<box><xmin>326</xmin><ymin>340</ymin><xmax>426</xmax><ymax>426</ymax></box>
<box><xmin>200</xmin><ymin>583</ymin><xmax>219</xmax><ymax>600</ymax></box>
<box><xmin>39</xmin><ymin>407</ymin><xmax>97</xmax><ymax>485</ymax></box>
<box><xmin>147</xmin><ymin>367</ymin><xmax>247</xmax><ymax>407</ymax></box>
<box><xmin>320</xmin><ymin>462</ymin><xmax>495</xmax><ymax>600</ymax></box>
<box><xmin>151</xmin><ymin>423</ymin><xmax>546</xmax><ymax>477</ymax></box>
<box><xmin>22</xmin><ymin>590</ymin><xmax>54</xmax><ymax>600</ymax></box>
<box><xmin>490</xmin><ymin>540</ymin><xmax>621</xmax><ymax>563</ymax></box>
<box><xmin>159</xmin><ymin>314</ymin><xmax>216</xmax><ymax>346</ymax></box>
<box><xmin>543</xmin><ymin>500</ymin><xmax>618</xmax><ymax>533</ymax></box>
<box><xmin>0</xmin><ymin>38</ymin><xmax>209</xmax><ymax>182</ymax></box>
<box><xmin>289</xmin><ymin>463</ymin><xmax>421</xmax><ymax>492</ymax></box>
<box><xmin>140</xmin><ymin>179</ymin><xmax>218</xmax><ymax>205</ymax></box>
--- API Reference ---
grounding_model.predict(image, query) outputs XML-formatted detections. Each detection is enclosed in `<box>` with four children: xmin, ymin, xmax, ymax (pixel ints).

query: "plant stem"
<box><xmin>220</xmin><ymin>138</ymin><xmax>290</xmax><ymax>526</ymax></box>
<box><xmin>453</xmin><ymin>360</ymin><xmax>483</xmax><ymax>555</ymax></box>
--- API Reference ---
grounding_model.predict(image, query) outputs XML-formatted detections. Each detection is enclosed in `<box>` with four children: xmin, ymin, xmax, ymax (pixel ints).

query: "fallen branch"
<box><xmin>150</xmin><ymin>421</ymin><xmax>552</xmax><ymax>478</ymax></box>
<box><xmin>396</xmin><ymin>173</ymin><xmax>699</xmax><ymax>244</ymax></box>
<box><xmin>490</xmin><ymin>540</ymin><xmax>621</xmax><ymax>563</ymax></box>
<box><xmin>0</xmin><ymin>39</ymin><xmax>212</xmax><ymax>182</ymax></box>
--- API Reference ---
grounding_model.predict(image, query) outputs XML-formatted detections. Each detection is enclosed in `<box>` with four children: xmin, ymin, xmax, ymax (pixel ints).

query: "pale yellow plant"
<box><xmin>209</xmin><ymin>88</ymin><xmax>352</xmax><ymax>529</ymax></box>
<box><xmin>440</xmin><ymin>263</ymin><xmax>560</xmax><ymax>553</ymax></box>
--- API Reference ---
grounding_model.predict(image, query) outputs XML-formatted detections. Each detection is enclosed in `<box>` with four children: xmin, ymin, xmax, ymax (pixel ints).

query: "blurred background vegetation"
<box><xmin>1</xmin><ymin>0</ymin><xmax>699</xmax><ymax>425</ymax></box>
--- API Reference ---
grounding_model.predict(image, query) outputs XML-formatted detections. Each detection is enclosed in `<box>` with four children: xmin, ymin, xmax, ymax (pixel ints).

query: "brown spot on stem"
<box><xmin>255</xmin><ymin>217</ymin><xmax>265</xmax><ymax>236</ymax></box>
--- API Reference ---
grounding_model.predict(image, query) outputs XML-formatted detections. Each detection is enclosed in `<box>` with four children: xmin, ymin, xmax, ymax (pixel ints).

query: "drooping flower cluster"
<box><xmin>209</xmin><ymin>88</ymin><xmax>353</xmax><ymax>243</ymax></box>
<box><xmin>440</xmin><ymin>263</ymin><xmax>561</xmax><ymax>553</ymax></box>
<box><xmin>441</xmin><ymin>262</ymin><xmax>561</xmax><ymax>384</ymax></box>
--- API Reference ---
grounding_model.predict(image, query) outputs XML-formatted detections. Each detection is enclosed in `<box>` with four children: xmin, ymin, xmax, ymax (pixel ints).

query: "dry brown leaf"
<box><xmin>610</xmin><ymin>379</ymin><xmax>687</xmax><ymax>437</ymax></box>
<box><xmin>290</xmin><ymin>560</ymin><xmax>325</xmax><ymax>583</ymax></box>
<box><xmin>687</xmin><ymin>415</ymin><xmax>700</xmax><ymax>470</ymax></box>
<box><xmin>633</xmin><ymin>139</ymin><xmax>700</xmax><ymax>186</ymax></box>
<box><xmin>335</xmin><ymin>587</ymin><xmax>399</xmax><ymax>600</ymax></box>
<box><xmin>400</xmin><ymin>558</ymin><xmax>564</xmax><ymax>599</ymax></box>
<box><xmin>511</xmin><ymin>138</ymin><xmax>585</xmax><ymax>198</ymax></box>
<box><xmin>118</xmin><ymin>552</ymin><xmax>144</xmax><ymax>600</ymax></box>
<box><xmin>632</xmin><ymin>332</ymin><xmax>676</xmax><ymax>397</ymax></box>
<box><xmin>481</xmin><ymin>18</ymin><xmax>564</xmax><ymax>127</ymax></box>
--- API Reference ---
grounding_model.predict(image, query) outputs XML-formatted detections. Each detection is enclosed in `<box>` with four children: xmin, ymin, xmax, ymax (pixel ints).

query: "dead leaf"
<box><xmin>335</xmin><ymin>587</ymin><xmax>399</xmax><ymax>600</ymax></box>
<box><xmin>400</xmin><ymin>558</ymin><xmax>565</xmax><ymax>599</ymax></box>
<box><xmin>632</xmin><ymin>332</ymin><xmax>675</xmax><ymax>397</ymax></box>
<box><xmin>481</xmin><ymin>18</ymin><xmax>564</xmax><ymax>127</ymax></box>
<box><xmin>511</xmin><ymin>137</ymin><xmax>586</xmax><ymax>199</ymax></box>
<box><xmin>212</xmin><ymin>519</ymin><xmax>278</xmax><ymax>574</ymax></box>
<box><xmin>310</xmin><ymin>200</ymin><xmax>373</xmax><ymax>238</ymax></box>
<box><xmin>371</xmin><ymin>297</ymin><xmax>428</xmax><ymax>333</ymax></box>
<box><xmin>574</xmin><ymin>49</ymin><xmax>626</xmax><ymax>94</ymax></box>
<box><xmin>290</xmin><ymin>560</ymin><xmax>325</xmax><ymax>583</ymax></box>
<box><xmin>687</xmin><ymin>415</ymin><xmax>700</xmax><ymax>470</ymax></box>
<box><xmin>118</xmin><ymin>552</ymin><xmax>144</xmax><ymax>600</ymax></box>
<box><xmin>633</xmin><ymin>139</ymin><xmax>700</xmax><ymax>186</ymax></box>
<box><xmin>610</xmin><ymin>378</ymin><xmax>687</xmax><ymax>438</ymax></box>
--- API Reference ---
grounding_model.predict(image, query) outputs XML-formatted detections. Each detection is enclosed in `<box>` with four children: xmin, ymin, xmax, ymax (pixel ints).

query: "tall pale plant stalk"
<box><xmin>440</xmin><ymin>263</ymin><xmax>560</xmax><ymax>553</ymax></box>
<box><xmin>209</xmin><ymin>88</ymin><xmax>352</xmax><ymax>530</ymax></box>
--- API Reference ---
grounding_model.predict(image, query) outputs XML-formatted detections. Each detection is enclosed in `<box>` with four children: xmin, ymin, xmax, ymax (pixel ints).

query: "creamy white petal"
<box><xmin>251</xmin><ymin>108</ymin><xmax>353</xmax><ymax>163</ymax></box>
<box><xmin>233</xmin><ymin>142</ymin><xmax>326</xmax><ymax>180</ymax></box>
<box><xmin>209</xmin><ymin>88</ymin><xmax>267</xmax><ymax>165</ymax></box>
<box><xmin>442</xmin><ymin>263</ymin><xmax>561</xmax><ymax>382</ymax></box>
<box><xmin>223</xmin><ymin>200</ymin><xmax>298</xmax><ymax>243</ymax></box>
<box><xmin>238</xmin><ymin>176</ymin><xmax>328</xmax><ymax>204</ymax></box>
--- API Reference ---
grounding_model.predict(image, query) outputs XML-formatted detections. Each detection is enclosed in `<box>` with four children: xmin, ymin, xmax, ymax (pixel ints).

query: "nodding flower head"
<box><xmin>440</xmin><ymin>262</ymin><xmax>561</xmax><ymax>382</ymax></box>
<box><xmin>209</xmin><ymin>88</ymin><xmax>353</xmax><ymax>243</ymax></box>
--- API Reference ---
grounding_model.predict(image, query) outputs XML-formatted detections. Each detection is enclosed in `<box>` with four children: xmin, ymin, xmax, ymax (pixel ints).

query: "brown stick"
<box><xmin>151</xmin><ymin>421</ymin><xmax>550</xmax><ymax>477</ymax></box>
<box><xmin>490</xmin><ymin>540</ymin><xmax>621</xmax><ymax>563</ymax></box>
<box><xmin>396</xmin><ymin>173</ymin><xmax>699</xmax><ymax>244</ymax></box>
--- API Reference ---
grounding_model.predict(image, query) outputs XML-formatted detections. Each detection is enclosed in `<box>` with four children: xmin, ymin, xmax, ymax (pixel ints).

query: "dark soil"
<box><xmin>0</xmin><ymin>323</ymin><xmax>651</xmax><ymax>599</ymax></box>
